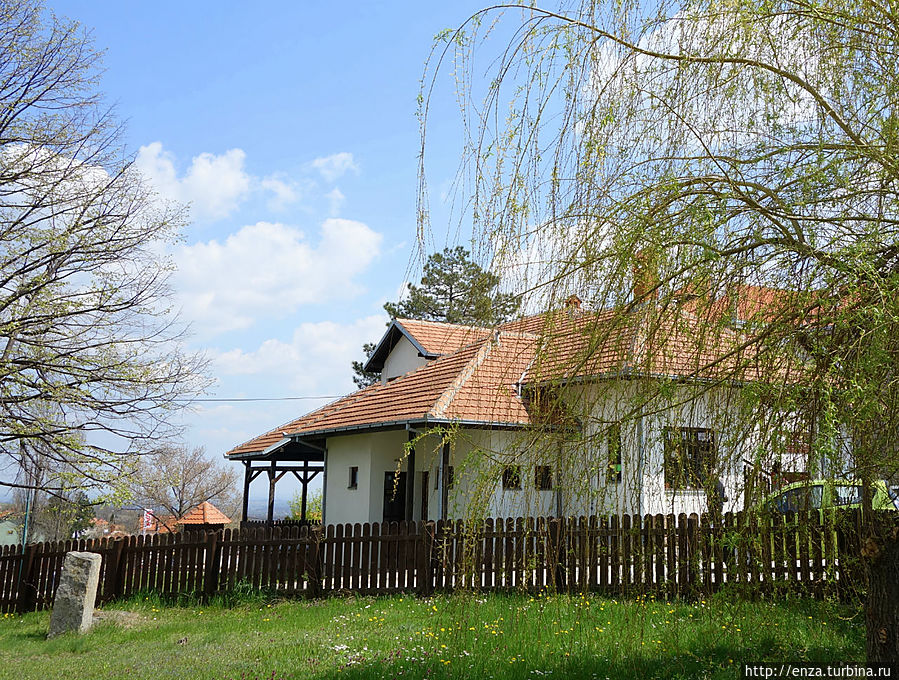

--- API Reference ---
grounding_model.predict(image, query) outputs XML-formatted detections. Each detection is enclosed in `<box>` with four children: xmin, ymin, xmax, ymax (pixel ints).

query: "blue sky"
<box><xmin>45</xmin><ymin>1</ymin><xmax>496</xmax><ymax>506</ymax></box>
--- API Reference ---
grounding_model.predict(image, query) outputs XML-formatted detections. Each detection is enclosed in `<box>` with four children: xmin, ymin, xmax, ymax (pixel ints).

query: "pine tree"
<box><xmin>352</xmin><ymin>247</ymin><xmax>519</xmax><ymax>387</ymax></box>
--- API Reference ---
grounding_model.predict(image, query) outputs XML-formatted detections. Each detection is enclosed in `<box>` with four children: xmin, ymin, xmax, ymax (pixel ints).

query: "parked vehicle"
<box><xmin>762</xmin><ymin>479</ymin><xmax>899</xmax><ymax>514</ymax></box>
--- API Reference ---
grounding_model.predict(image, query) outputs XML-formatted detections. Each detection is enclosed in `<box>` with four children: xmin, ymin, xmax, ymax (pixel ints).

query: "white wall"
<box><xmin>572</xmin><ymin>380</ymin><xmax>755</xmax><ymax>517</ymax></box>
<box><xmin>324</xmin><ymin>433</ymin><xmax>373</xmax><ymax>526</ymax></box>
<box><xmin>323</xmin><ymin>378</ymin><xmax>760</xmax><ymax>526</ymax></box>
<box><xmin>324</xmin><ymin>429</ymin><xmax>439</xmax><ymax>525</ymax></box>
<box><xmin>422</xmin><ymin>429</ymin><xmax>559</xmax><ymax>521</ymax></box>
<box><xmin>381</xmin><ymin>337</ymin><xmax>427</xmax><ymax>383</ymax></box>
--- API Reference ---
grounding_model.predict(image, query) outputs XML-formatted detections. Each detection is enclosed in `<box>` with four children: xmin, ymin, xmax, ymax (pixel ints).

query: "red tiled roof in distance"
<box><xmin>177</xmin><ymin>501</ymin><xmax>232</xmax><ymax>525</ymax></box>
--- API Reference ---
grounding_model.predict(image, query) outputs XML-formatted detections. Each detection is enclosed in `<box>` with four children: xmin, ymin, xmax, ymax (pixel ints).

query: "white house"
<box><xmin>226</xmin><ymin>290</ymin><xmax>815</xmax><ymax>525</ymax></box>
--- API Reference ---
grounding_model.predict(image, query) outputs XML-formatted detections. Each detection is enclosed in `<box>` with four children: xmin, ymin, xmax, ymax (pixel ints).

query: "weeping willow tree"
<box><xmin>418</xmin><ymin>0</ymin><xmax>899</xmax><ymax>663</ymax></box>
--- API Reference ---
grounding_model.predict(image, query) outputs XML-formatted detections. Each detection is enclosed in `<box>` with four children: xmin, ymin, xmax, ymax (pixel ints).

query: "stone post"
<box><xmin>47</xmin><ymin>551</ymin><xmax>102</xmax><ymax>638</ymax></box>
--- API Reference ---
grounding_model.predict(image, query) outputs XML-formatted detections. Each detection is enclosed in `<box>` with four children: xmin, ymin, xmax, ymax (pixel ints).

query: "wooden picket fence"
<box><xmin>0</xmin><ymin>509</ymin><xmax>872</xmax><ymax>614</ymax></box>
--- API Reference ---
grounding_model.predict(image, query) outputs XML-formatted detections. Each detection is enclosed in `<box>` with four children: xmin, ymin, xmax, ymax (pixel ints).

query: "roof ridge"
<box><xmin>430</xmin><ymin>335</ymin><xmax>496</xmax><ymax>419</ymax></box>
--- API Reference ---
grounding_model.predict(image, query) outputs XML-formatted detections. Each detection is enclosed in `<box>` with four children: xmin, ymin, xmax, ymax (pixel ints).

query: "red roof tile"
<box><xmin>395</xmin><ymin>318</ymin><xmax>492</xmax><ymax>356</ymax></box>
<box><xmin>177</xmin><ymin>501</ymin><xmax>231</xmax><ymax>525</ymax></box>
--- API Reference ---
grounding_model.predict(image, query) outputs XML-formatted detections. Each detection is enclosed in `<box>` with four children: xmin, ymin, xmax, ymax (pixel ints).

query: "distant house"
<box><xmin>176</xmin><ymin>501</ymin><xmax>232</xmax><ymax>533</ymax></box>
<box><xmin>139</xmin><ymin>513</ymin><xmax>178</xmax><ymax>535</ymax></box>
<box><xmin>227</xmin><ymin>289</ymin><xmax>824</xmax><ymax>526</ymax></box>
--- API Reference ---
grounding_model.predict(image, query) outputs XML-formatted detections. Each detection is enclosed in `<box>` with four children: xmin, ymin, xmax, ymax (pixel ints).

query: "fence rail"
<box><xmin>0</xmin><ymin>509</ymin><xmax>872</xmax><ymax>613</ymax></box>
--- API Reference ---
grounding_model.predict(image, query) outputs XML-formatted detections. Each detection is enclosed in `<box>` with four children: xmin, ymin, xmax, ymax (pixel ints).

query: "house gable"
<box><xmin>381</xmin><ymin>335</ymin><xmax>427</xmax><ymax>382</ymax></box>
<box><xmin>364</xmin><ymin>318</ymin><xmax>493</xmax><ymax>380</ymax></box>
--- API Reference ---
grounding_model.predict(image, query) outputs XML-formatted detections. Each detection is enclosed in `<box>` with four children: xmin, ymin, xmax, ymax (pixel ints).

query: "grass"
<box><xmin>0</xmin><ymin>589</ymin><xmax>863</xmax><ymax>680</ymax></box>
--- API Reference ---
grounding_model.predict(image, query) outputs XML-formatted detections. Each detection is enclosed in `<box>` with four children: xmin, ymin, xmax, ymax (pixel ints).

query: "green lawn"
<box><xmin>0</xmin><ymin>590</ymin><xmax>863</xmax><ymax>680</ymax></box>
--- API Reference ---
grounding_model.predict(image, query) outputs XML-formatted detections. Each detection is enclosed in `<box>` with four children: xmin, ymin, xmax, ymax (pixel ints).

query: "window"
<box><xmin>535</xmin><ymin>465</ymin><xmax>552</xmax><ymax>490</ymax></box>
<box><xmin>663</xmin><ymin>427</ymin><xmax>715</xmax><ymax>490</ymax></box>
<box><xmin>348</xmin><ymin>466</ymin><xmax>358</xmax><ymax>489</ymax></box>
<box><xmin>607</xmin><ymin>423</ymin><xmax>622</xmax><ymax>483</ymax></box>
<box><xmin>502</xmin><ymin>465</ymin><xmax>522</xmax><ymax>490</ymax></box>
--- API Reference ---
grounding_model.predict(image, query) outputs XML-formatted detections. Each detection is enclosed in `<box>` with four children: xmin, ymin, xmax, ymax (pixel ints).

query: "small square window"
<box><xmin>348</xmin><ymin>466</ymin><xmax>358</xmax><ymax>489</ymax></box>
<box><xmin>535</xmin><ymin>465</ymin><xmax>552</xmax><ymax>490</ymax></box>
<box><xmin>502</xmin><ymin>465</ymin><xmax>522</xmax><ymax>490</ymax></box>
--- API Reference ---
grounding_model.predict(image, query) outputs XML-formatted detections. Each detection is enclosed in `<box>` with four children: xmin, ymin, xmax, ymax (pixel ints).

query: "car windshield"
<box><xmin>832</xmin><ymin>484</ymin><xmax>862</xmax><ymax>506</ymax></box>
<box><xmin>773</xmin><ymin>485</ymin><xmax>824</xmax><ymax>513</ymax></box>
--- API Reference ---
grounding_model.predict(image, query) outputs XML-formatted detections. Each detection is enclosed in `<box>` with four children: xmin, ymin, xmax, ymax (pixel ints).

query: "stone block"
<box><xmin>47</xmin><ymin>551</ymin><xmax>102</xmax><ymax>638</ymax></box>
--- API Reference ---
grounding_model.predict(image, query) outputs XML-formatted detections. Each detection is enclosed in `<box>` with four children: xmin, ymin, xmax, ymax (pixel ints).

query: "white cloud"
<box><xmin>175</xmin><ymin>219</ymin><xmax>383</xmax><ymax>336</ymax></box>
<box><xmin>325</xmin><ymin>187</ymin><xmax>345</xmax><ymax>216</ymax></box>
<box><xmin>260</xmin><ymin>175</ymin><xmax>300</xmax><ymax>210</ymax></box>
<box><xmin>136</xmin><ymin>142</ymin><xmax>313</xmax><ymax>222</ymax></box>
<box><xmin>311</xmin><ymin>152</ymin><xmax>359</xmax><ymax>182</ymax></box>
<box><xmin>213</xmin><ymin>314</ymin><xmax>386</xmax><ymax>394</ymax></box>
<box><xmin>136</xmin><ymin>142</ymin><xmax>251</xmax><ymax>220</ymax></box>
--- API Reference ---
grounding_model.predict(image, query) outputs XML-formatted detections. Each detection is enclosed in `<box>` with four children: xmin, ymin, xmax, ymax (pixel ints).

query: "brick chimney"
<box><xmin>632</xmin><ymin>250</ymin><xmax>659</xmax><ymax>303</ymax></box>
<box><xmin>564</xmin><ymin>294</ymin><xmax>582</xmax><ymax>310</ymax></box>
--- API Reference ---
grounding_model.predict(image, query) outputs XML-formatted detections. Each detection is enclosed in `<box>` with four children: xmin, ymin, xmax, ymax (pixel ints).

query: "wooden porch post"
<box><xmin>267</xmin><ymin>459</ymin><xmax>277</xmax><ymax>523</ymax></box>
<box><xmin>300</xmin><ymin>471</ymin><xmax>309</xmax><ymax>521</ymax></box>
<box><xmin>242</xmin><ymin>461</ymin><xmax>251</xmax><ymax>523</ymax></box>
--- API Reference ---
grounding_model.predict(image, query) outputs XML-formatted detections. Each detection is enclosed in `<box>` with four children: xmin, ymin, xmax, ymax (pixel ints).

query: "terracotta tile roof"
<box><xmin>227</xmin><ymin>332</ymin><xmax>539</xmax><ymax>457</ymax></box>
<box><xmin>177</xmin><ymin>501</ymin><xmax>231</xmax><ymax>525</ymax></box>
<box><xmin>227</xmin><ymin>296</ymin><xmax>786</xmax><ymax>457</ymax></box>
<box><xmin>141</xmin><ymin>514</ymin><xmax>177</xmax><ymax>534</ymax></box>
<box><xmin>226</xmin><ymin>387</ymin><xmax>378</xmax><ymax>458</ymax></box>
<box><xmin>395</xmin><ymin>318</ymin><xmax>492</xmax><ymax>356</ymax></box>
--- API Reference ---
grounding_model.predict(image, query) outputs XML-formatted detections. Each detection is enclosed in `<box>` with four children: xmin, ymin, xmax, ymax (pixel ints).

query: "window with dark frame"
<box><xmin>663</xmin><ymin>427</ymin><xmax>715</xmax><ymax>490</ymax></box>
<box><xmin>502</xmin><ymin>465</ymin><xmax>522</xmax><ymax>490</ymax></box>
<box><xmin>348</xmin><ymin>466</ymin><xmax>359</xmax><ymax>489</ymax></box>
<box><xmin>607</xmin><ymin>423</ymin><xmax>622</xmax><ymax>483</ymax></box>
<box><xmin>535</xmin><ymin>465</ymin><xmax>552</xmax><ymax>490</ymax></box>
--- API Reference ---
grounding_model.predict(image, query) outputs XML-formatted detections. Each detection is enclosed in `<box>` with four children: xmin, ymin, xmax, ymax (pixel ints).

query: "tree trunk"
<box><xmin>865</xmin><ymin>522</ymin><xmax>899</xmax><ymax>665</ymax></box>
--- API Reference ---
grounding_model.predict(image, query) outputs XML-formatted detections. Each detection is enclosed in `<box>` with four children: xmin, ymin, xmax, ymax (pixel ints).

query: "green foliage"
<box><xmin>287</xmin><ymin>487</ymin><xmax>322</xmax><ymax>522</ymax></box>
<box><xmin>0</xmin><ymin>0</ymin><xmax>208</xmax><ymax>497</ymax></box>
<box><xmin>384</xmin><ymin>246</ymin><xmax>519</xmax><ymax>325</ymax></box>
<box><xmin>424</xmin><ymin>1</ymin><xmax>899</xmax><ymax>659</ymax></box>
<box><xmin>351</xmin><ymin>342</ymin><xmax>379</xmax><ymax>390</ymax></box>
<box><xmin>0</xmin><ymin>593</ymin><xmax>862</xmax><ymax>679</ymax></box>
<box><xmin>353</xmin><ymin>246</ymin><xmax>520</xmax><ymax>387</ymax></box>
<box><xmin>44</xmin><ymin>490</ymin><xmax>93</xmax><ymax>539</ymax></box>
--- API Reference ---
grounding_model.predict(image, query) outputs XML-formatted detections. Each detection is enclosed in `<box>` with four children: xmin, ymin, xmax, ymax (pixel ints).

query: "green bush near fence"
<box><xmin>0</xmin><ymin>591</ymin><xmax>863</xmax><ymax>680</ymax></box>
